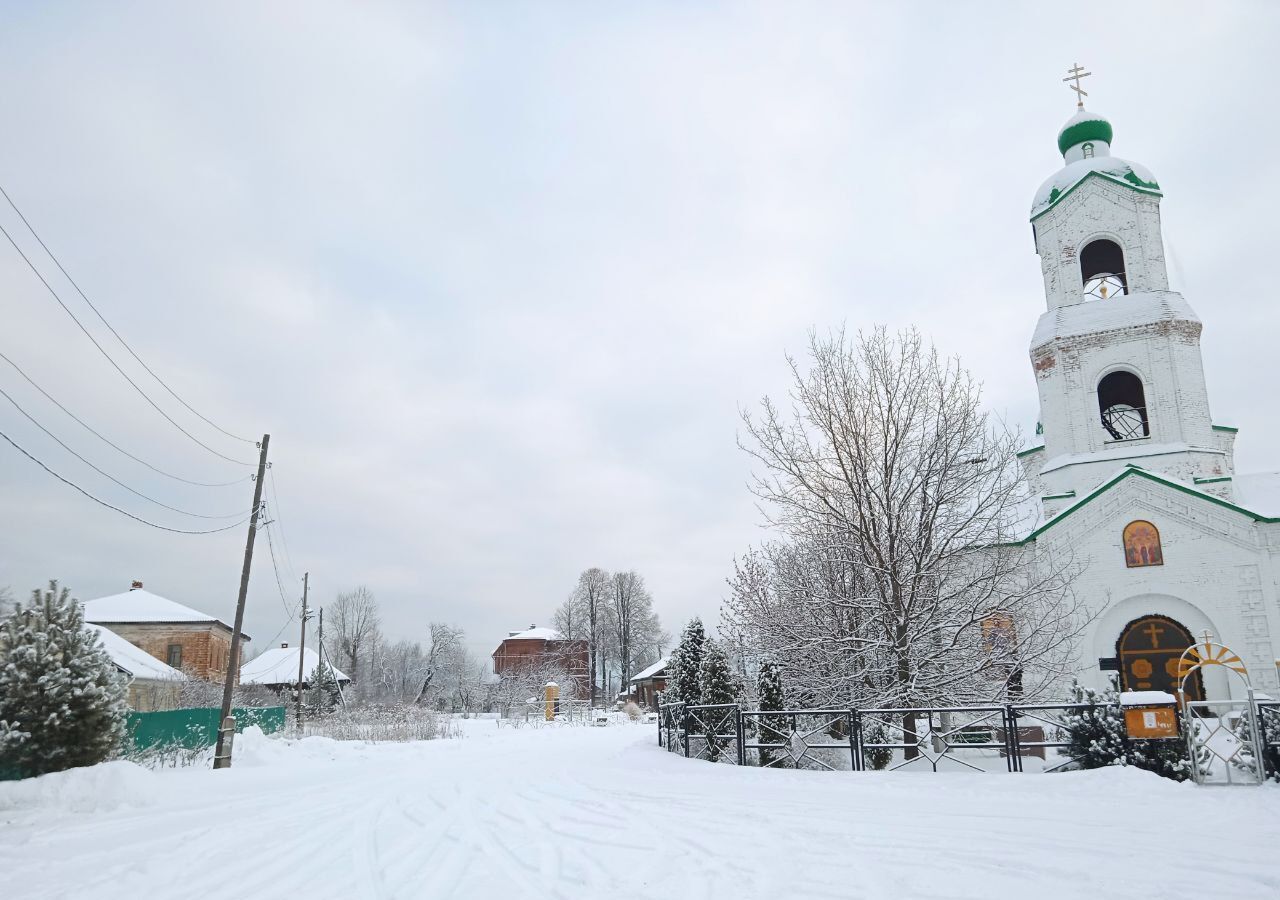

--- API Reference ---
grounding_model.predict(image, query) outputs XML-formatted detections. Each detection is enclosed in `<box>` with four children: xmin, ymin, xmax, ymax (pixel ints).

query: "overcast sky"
<box><xmin>1</xmin><ymin>2</ymin><xmax>1276</xmax><ymax>659</ymax></box>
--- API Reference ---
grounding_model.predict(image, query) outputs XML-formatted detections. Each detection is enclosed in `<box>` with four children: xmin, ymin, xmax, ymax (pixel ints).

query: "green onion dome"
<box><xmin>1057</xmin><ymin>109</ymin><xmax>1113</xmax><ymax>156</ymax></box>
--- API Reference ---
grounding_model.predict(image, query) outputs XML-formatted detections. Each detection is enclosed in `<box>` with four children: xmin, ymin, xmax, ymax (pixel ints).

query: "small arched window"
<box><xmin>1080</xmin><ymin>238</ymin><xmax>1127</xmax><ymax>299</ymax></box>
<box><xmin>1098</xmin><ymin>370</ymin><xmax>1149</xmax><ymax>440</ymax></box>
<box><xmin>1082</xmin><ymin>141</ymin><xmax>1095</xmax><ymax>159</ymax></box>
<box><xmin>1122</xmin><ymin>520</ymin><xmax>1163</xmax><ymax>568</ymax></box>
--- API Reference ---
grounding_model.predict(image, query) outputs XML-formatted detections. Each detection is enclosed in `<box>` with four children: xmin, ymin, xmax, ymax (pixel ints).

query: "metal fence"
<box><xmin>657</xmin><ymin>700</ymin><xmax>1203</xmax><ymax>775</ymax></box>
<box><xmin>128</xmin><ymin>705</ymin><xmax>286</xmax><ymax>751</ymax></box>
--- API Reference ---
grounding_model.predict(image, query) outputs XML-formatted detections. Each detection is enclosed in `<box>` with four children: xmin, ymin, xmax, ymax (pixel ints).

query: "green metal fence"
<box><xmin>128</xmin><ymin>706</ymin><xmax>286</xmax><ymax>751</ymax></box>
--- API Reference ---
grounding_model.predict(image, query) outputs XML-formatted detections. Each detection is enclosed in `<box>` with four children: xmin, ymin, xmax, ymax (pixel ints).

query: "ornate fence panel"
<box><xmin>1006</xmin><ymin>702</ymin><xmax>1101</xmax><ymax>772</ymax></box>
<box><xmin>741</xmin><ymin>709</ymin><xmax>857</xmax><ymax>771</ymax></box>
<box><xmin>855</xmin><ymin>705</ymin><xmax>1014</xmax><ymax>773</ymax></box>
<box><xmin>1256</xmin><ymin>701</ymin><xmax>1280</xmax><ymax>780</ymax></box>
<box><xmin>657</xmin><ymin>701</ymin><xmax>685</xmax><ymax>751</ymax></box>
<box><xmin>684</xmin><ymin>704</ymin><xmax>743</xmax><ymax>764</ymax></box>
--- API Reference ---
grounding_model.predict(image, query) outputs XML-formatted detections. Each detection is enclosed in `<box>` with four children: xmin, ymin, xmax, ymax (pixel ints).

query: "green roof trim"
<box><xmin>1212</xmin><ymin>424</ymin><xmax>1239</xmax><ymax>433</ymax></box>
<box><xmin>1016</xmin><ymin>444</ymin><xmax>1045</xmax><ymax>459</ymax></box>
<box><xmin>1193</xmin><ymin>475</ymin><xmax>1232</xmax><ymax>485</ymax></box>
<box><xmin>1043</xmin><ymin>491</ymin><xmax>1077</xmax><ymax>500</ymax></box>
<box><xmin>1011</xmin><ymin>466</ymin><xmax>1279</xmax><ymax>546</ymax></box>
<box><xmin>1058</xmin><ymin>117</ymin><xmax>1114</xmax><ymax>155</ymax></box>
<box><xmin>1031</xmin><ymin>170</ymin><xmax>1163</xmax><ymax>222</ymax></box>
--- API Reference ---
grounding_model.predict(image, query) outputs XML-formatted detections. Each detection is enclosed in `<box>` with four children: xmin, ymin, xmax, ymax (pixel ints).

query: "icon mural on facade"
<box><xmin>1122</xmin><ymin>519</ymin><xmax>1163</xmax><ymax>567</ymax></box>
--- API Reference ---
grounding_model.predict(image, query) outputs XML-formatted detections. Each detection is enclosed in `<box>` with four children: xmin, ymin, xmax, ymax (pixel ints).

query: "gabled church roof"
<box><xmin>1016</xmin><ymin>465</ymin><xmax>1280</xmax><ymax>545</ymax></box>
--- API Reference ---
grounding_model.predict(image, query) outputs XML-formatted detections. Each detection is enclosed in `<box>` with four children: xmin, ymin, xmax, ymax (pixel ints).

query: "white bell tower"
<box><xmin>1020</xmin><ymin>72</ymin><xmax>1236</xmax><ymax>516</ymax></box>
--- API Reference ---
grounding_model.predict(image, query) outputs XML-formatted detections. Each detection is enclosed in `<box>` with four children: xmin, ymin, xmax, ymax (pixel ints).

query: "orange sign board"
<box><xmin>1124</xmin><ymin>706</ymin><xmax>1179</xmax><ymax>740</ymax></box>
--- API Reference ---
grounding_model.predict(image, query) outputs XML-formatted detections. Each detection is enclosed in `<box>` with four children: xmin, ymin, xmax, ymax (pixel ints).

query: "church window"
<box><xmin>1117</xmin><ymin>614</ymin><xmax>1200</xmax><ymax>700</ymax></box>
<box><xmin>1098</xmin><ymin>370</ymin><xmax>1149</xmax><ymax>440</ymax></box>
<box><xmin>1081</xmin><ymin>141</ymin><xmax>1095</xmax><ymax>159</ymax></box>
<box><xmin>1122</xmin><ymin>520</ymin><xmax>1163</xmax><ymax>567</ymax></box>
<box><xmin>1080</xmin><ymin>238</ymin><xmax>1127</xmax><ymax>299</ymax></box>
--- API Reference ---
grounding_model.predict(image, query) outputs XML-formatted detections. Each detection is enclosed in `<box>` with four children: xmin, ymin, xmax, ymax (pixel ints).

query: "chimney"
<box><xmin>130</xmin><ymin>580</ymin><xmax>143</xmax><ymax>590</ymax></box>
<box><xmin>530</xmin><ymin>623</ymin><xmax>536</xmax><ymax>629</ymax></box>
<box><xmin>281</xmin><ymin>642</ymin><xmax>289</xmax><ymax>649</ymax></box>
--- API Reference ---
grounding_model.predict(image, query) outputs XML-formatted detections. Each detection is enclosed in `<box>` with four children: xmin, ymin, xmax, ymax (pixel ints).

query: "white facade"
<box><xmin>1016</xmin><ymin>108</ymin><xmax>1280</xmax><ymax>698</ymax></box>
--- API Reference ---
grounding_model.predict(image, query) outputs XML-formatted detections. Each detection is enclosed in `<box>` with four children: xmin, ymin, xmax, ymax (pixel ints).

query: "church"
<box><xmin>1014</xmin><ymin>77</ymin><xmax>1280</xmax><ymax>702</ymax></box>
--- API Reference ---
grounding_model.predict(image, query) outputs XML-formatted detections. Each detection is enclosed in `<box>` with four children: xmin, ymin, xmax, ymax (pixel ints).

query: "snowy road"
<box><xmin>2</xmin><ymin>721</ymin><xmax>1278</xmax><ymax>899</ymax></box>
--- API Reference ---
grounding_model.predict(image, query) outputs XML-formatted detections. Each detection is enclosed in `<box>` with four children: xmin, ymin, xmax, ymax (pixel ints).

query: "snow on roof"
<box><xmin>82</xmin><ymin>588</ymin><xmax>245</xmax><ymax>638</ymax></box>
<box><xmin>629</xmin><ymin>657</ymin><xmax>669</xmax><ymax>683</ymax></box>
<box><xmin>86</xmin><ymin>624</ymin><xmax>185</xmax><ymax>682</ymax></box>
<box><xmin>1031</xmin><ymin>291</ymin><xmax>1199</xmax><ymax>349</ymax></box>
<box><xmin>1120</xmin><ymin>690</ymin><xmax>1177</xmax><ymax>707</ymax></box>
<box><xmin>1031</xmin><ymin>155</ymin><xmax>1160</xmax><ymax>218</ymax></box>
<box><xmin>1232</xmin><ymin>472</ymin><xmax>1280</xmax><ymax>518</ymax></box>
<box><xmin>240</xmin><ymin>646</ymin><xmax>349</xmax><ymax>685</ymax></box>
<box><xmin>503</xmin><ymin>626</ymin><xmax>563</xmax><ymax>641</ymax></box>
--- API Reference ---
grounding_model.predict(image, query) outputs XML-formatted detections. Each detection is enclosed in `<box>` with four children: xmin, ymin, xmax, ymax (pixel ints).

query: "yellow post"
<box><xmin>544</xmin><ymin>681</ymin><xmax>560</xmax><ymax>721</ymax></box>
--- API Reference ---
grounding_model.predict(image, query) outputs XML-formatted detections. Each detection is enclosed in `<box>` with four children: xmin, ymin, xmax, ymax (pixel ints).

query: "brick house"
<box><xmin>491</xmin><ymin>625</ymin><xmax>589</xmax><ymax>695</ymax></box>
<box><xmin>83</xmin><ymin>582</ymin><xmax>249</xmax><ymax>685</ymax></box>
<box><xmin>86</xmin><ymin>623</ymin><xmax>185</xmax><ymax>711</ymax></box>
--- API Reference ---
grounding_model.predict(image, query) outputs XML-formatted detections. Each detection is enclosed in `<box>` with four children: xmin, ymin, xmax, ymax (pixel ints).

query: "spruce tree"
<box><xmin>697</xmin><ymin>640</ymin><xmax>738</xmax><ymax>761</ymax></box>
<box><xmin>0</xmin><ymin>581</ymin><xmax>129</xmax><ymax>777</ymax></box>
<box><xmin>756</xmin><ymin>659</ymin><xmax>787</xmax><ymax>767</ymax></box>
<box><xmin>308</xmin><ymin>660</ymin><xmax>341</xmax><ymax>715</ymax></box>
<box><xmin>666</xmin><ymin>617</ymin><xmax>706</xmax><ymax>707</ymax></box>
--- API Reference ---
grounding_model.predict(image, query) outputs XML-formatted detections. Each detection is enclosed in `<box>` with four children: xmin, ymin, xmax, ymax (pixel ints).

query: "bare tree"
<box><xmin>608</xmin><ymin>571</ymin><xmax>659</xmax><ymax>689</ymax></box>
<box><xmin>412</xmin><ymin>622</ymin><xmax>464</xmax><ymax>707</ymax></box>
<box><xmin>568</xmin><ymin>568</ymin><xmax>611</xmax><ymax>706</ymax></box>
<box><xmin>729</xmin><ymin>327</ymin><xmax>1085</xmax><ymax>716</ymax></box>
<box><xmin>326</xmin><ymin>587</ymin><xmax>380</xmax><ymax>685</ymax></box>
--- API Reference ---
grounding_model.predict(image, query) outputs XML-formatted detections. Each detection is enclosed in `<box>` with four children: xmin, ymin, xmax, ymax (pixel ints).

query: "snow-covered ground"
<box><xmin>2</xmin><ymin>720</ymin><xmax>1278</xmax><ymax>899</ymax></box>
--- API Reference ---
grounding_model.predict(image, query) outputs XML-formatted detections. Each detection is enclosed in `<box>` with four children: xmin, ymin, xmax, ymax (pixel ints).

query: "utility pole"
<box><xmin>213</xmin><ymin>433</ymin><xmax>270</xmax><ymax>770</ymax></box>
<box><xmin>295</xmin><ymin>571</ymin><xmax>309</xmax><ymax>730</ymax></box>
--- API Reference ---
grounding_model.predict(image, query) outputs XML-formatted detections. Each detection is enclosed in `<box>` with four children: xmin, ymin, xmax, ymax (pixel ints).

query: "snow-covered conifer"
<box><xmin>309</xmin><ymin>659</ymin><xmax>341</xmax><ymax>714</ymax></box>
<box><xmin>756</xmin><ymin>659</ymin><xmax>787</xmax><ymax>767</ymax></box>
<box><xmin>666</xmin><ymin>618</ymin><xmax>706</xmax><ymax>706</ymax></box>
<box><xmin>698</xmin><ymin>640</ymin><xmax>737</xmax><ymax>706</ymax></box>
<box><xmin>0</xmin><ymin>581</ymin><xmax>128</xmax><ymax>777</ymax></box>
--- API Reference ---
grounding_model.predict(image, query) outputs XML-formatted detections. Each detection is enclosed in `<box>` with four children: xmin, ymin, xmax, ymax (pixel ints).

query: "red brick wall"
<box><xmin>102</xmin><ymin>622</ymin><xmax>240</xmax><ymax>684</ymax></box>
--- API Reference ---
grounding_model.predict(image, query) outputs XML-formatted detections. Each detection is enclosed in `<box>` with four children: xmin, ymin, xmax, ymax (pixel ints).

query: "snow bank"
<box><xmin>0</xmin><ymin>760</ymin><xmax>157</xmax><ymax>815</ymax></box>
<box><xmin>1120</xmin><ymin>690</ymin><xmax>1177</xmax><ymax>706</ymax></box>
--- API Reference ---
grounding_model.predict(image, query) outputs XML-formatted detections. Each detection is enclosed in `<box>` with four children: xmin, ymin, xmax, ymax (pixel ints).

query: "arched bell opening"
<box><xmin>1098</xmin><ymin>370</ymin><xmax>1149</xmax><ymax>441</ymax></box>
<box><xmin>1080</xmin><ymin>238</ymin><xmax>1127</xmax><ymax>299</ymax></box>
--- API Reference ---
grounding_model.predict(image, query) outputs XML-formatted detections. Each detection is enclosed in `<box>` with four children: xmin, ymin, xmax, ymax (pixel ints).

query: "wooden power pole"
<box><xmin>213</xmin><ymin>433</ymin><xmax>270</xmax><ymax>770</ymax></box>
<box><xmin>295</xmin><ymin>571</ymin><xmax>309</xmax><ymax>729</ymax></box>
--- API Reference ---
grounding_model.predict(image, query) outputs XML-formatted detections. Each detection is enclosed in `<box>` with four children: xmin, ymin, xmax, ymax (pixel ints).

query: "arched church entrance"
<box><xmin>1117</xmin><ymin>615</ymin><xmax>1204</xmax><ymax>701</ymax></box>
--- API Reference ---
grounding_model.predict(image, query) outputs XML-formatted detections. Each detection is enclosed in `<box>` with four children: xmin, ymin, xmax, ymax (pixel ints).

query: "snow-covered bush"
<box><xmin>0</xmin><ymin>581</ymin><xmax>129</xmax><ymax>777</ymax></box>
<box><xmin>1061</xmin><ymin>682</ymin><xmax>1193</xmax><ymax>782</ymax></box>
<box><xmin>862</xmin><ymin>721</ymin><xmax>893</xmax><ymax>771</ymax></box>
<box><xmin>623</xmin><ymin>701</ymin><xmax>642</xmax><ymax>721</ymax></box>
<box><xmin>1230</xmin><ymin>705</ymin><xmax>1280</xmax><ymax>783</ymax></box>
<box><xmin>299</xmin><ymin>703</ymin><xmax>447</xmax><ymax>742</ymax></box>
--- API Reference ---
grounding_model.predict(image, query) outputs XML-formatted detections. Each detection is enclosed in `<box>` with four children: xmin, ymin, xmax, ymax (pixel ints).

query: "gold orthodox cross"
<box><xmin>1143</xmin><ymin>621</ymin><xmax>1164</xmax><ymax>648</ymax></box>
<box><xmin>1063</xmin><ymin>63</ymin><xmax>1091</xmax><ymax>108</ymax></box>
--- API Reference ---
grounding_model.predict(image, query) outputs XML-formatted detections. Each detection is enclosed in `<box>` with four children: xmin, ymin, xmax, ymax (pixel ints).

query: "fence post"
<box><xmin>1004</xmin><ymin>705</ymin><xmax>1019</xmax><ymax>773</ymax></box>
<box><xmin>735</xmin><ymin>705</ymin><xmax>745</xmax><ymax>765</ymax></box>
<box><xmin>682</xmin><ymin>705</ymin><xmax>691</xmax><ymax>758</ymax></box>
<box><xmin>850</xmin><ymin>708</ymin><xmax>863</xmax><ymax>772</ymax></box>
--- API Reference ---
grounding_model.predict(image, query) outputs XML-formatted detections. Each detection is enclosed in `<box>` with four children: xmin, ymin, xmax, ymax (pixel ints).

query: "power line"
<box><xmin>0</xmin><ymin>425</ymin><xmax>253</xmax><ymax>535</ymax></box>
<box><xmin>0</xmin><ymin>384</ymin><xmax>252</xmax><ymax>519</ymax></box>
<box><xmin>0</xmin><ymin>348</ymin><xmax>251</xmax><ymax>488</ymax></box>
<box><xmin>263</xmin><ymin>521</ymin><xmax>297</xmax><ymax>619</ymax></box>
<box><xmin>267</xmin><ymin>467</ymin><xmax>300</xmax><ymax>583</ymax></box>
<box><xmin>0</xmin><ymin>184</ymin><xmax>256</xmax><ymax>446</ymax></box>
<box><xmin>0</xmin><ymin>219</ymin><xmax>254</xmax><ymax>467</ymax></box>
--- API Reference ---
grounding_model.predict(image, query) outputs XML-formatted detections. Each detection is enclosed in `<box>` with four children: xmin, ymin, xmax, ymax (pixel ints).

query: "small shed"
<box><xmin>87</xmin><ymin>623</ymin><xmax>185</xmax><ymax>711</ymax></box>
<box><xmin>240</xmin><ymin>643</ymin><xmax>350</xmax><ymax>691</ymax></box>
<box><xmin>629</xmin><ymin>657</ymin><xmax>669</xmax><ymax>710</ymax></box>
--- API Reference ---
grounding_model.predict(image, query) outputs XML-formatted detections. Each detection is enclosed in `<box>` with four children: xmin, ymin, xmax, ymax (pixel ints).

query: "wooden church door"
<box><xmin>1117</xmin><ymin>615</ymin><xmax>1204</xmax><ymax>701</ymax></box>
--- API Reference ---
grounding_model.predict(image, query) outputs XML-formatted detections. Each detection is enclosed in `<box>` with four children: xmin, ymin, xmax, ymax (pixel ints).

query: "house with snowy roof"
<box><xmin>240</xmin><ymin>643</ymin><xmax>350</xmax><ymax>692</ymax></box>
<box><xmin>491</xmin><ymin>625</ymin><xmax>589</xmax><ymax>694</ymax></box>
<box><xmin>1011</xmin><ymin>98</ymin><xmax>1280</xmax><ymax>702</ymax></box>
<box><xmin>86</xmin><ymin>622</ymin><xmax>185</xmax><ymax>711</ymax></box>
<box><xmin>628</xmin><ymin>657</ymin><xmax>668</xmax><ymax>710</ymax></box>
<box><xmin>83</xmin><ymin>581</ymin><xmax>249</xmax><ymax>685</ymax></box>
